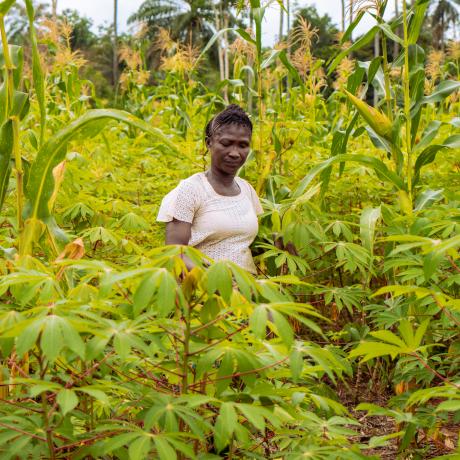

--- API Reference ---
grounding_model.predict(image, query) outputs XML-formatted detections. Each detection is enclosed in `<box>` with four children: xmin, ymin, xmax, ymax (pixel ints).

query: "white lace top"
<box><xmin>157</xmin><ymin>172</ymin><xmax>263</xmax><ymax>273</ymax></box>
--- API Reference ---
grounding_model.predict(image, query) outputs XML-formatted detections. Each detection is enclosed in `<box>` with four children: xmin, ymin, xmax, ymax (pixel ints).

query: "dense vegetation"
<box><xmin>0</xmin><ymin>0</ymin><xmax>459</xmax><ymax>458</ymax></box>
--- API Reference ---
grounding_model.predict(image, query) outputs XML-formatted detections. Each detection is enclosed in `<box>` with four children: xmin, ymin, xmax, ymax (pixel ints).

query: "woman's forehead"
<box><xmin>212</xmin><ymin>123</ymin><xmax>252</xmax><ymax>139</ymax></box>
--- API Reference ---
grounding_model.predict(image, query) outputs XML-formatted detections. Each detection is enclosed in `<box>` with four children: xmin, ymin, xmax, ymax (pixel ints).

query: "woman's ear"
<box><xmin>205</xmin><ymin>136</ymin><xmax>212</xmax><ymax>148</ymax></box>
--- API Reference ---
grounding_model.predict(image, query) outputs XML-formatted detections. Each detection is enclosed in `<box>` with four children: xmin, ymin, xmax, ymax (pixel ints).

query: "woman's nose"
<box><xmin>228</xmin><ymin>148</ymin><xmax>240</xmax><ymax>158</ymax></box>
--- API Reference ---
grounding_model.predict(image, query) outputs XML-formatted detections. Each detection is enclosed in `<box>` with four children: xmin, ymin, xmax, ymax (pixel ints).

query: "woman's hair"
<box><xmin>205</xmin><ymin>104</ymin><xmax>252</xmax><ymax>143</ymax></box>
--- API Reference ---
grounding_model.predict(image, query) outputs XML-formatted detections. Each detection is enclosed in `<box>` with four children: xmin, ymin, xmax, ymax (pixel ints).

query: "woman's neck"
<box><xmin>207</xmin><ymin>166</ymin><xmax>235</xmax><ymax>187</ymax></box>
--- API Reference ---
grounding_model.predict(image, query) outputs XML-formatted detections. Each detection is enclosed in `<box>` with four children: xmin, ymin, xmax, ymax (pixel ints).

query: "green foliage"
<box><xmin>0</xmin><ymin>0</ymin><xmax>459</xmax><ymax>458</ymax></box>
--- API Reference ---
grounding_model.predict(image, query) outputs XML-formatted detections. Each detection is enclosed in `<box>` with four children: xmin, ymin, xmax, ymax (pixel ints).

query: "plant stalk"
<box><xmin>402</xmin><ymin>0</ymin><xmax>412</xmax><ymax>205</ymax></box>
<box><xmin>0</xmin><ymin>16</ymin><xmax>24</xmax><ymax>232</ymax></box>
<box><xmin>0</xmin><ymin>14</ymin><xmax>13</xmax><ymax>114</ymax></box>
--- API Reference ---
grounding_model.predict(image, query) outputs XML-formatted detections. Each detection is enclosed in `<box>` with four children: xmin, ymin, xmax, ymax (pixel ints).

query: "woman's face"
<box><xmin>207</xmin><ymin>123</ymin><xmax>251</xmax><ymax>176</ymax></box>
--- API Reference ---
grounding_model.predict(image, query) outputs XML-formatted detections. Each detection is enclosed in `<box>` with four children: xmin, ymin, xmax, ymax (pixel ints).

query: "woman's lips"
<box><xmin>224</xmin><ymin>160</ymin><xmax>241</xmax><ymax>167</ymax></box>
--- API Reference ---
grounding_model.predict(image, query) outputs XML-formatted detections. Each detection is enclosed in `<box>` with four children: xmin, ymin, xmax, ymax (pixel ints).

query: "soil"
<box><xmin>337</xmin><ymin>377</ymin><xmax>460</xmax><ymax>459</ymax></box>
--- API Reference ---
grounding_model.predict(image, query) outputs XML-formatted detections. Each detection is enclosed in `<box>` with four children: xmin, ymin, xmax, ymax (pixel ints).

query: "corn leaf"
<box><xmin>24</xmin><ymin>0</ymin><xmax>46</xmax><ymax>146</ymax></box>
<box><xmin>0</xmin><ymin>0</ymin><xmax>15</xmax><ymax>14</ymax></box>
<box><xmin>408</xmin><ymin>0</ymin><xmax>430</xmax><ymax>44</ymax></box>
<box><xmin>0</xmin><ymin>120</ymin><xmax>13</xmax><ymax>213</ymax></box>
<box><xmin>293</xmin><ymin>153</ymin><xmax>405</xmax><ymax>199</ymax></box>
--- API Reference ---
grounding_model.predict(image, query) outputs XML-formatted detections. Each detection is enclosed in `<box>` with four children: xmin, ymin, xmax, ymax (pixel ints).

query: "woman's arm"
<box><xmin>165</xmin><ymin>219</ymin><xmax>195</xmax><ymax>271</ymax></box>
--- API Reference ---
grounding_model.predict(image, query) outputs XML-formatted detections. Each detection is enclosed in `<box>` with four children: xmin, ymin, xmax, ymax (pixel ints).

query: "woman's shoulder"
<box><xmin>235</xmin><ymin>176</ymin><xmax>258</xmax><ymax>195</ymax></box>
<box><xmin>157</xmin><ymin>173</ymin><xmax>205</xmax><ymax>223</ymax></box>
<box><xmin>235</xmin><ymin>177</ymin><xmax>263</xmax><ymax>214</ymax></box>
<box><xmin>175</xmin><ymin>172</ymin><xmax>207</xmax><ymax>194</ymax></box>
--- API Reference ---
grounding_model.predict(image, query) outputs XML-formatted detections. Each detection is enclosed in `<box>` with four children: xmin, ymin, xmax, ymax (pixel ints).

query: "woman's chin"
<box><xmin>222</xmin><ymin>164</ymin><xmax>241</xmax><ymax>174</ymax></box>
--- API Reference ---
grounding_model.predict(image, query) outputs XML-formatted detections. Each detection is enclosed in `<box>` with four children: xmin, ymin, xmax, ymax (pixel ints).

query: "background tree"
<box><xmin>128</xmin><ymin>0</ymin><xmax>215</xmax><ymax>47</ymax></box>
<box><xmin>292</xmin><ymin>5</ymin><xmax>340</xmax><ymax>61</ymax></box>
<box><xmin>5</xmin><ymin>1</ymin><xmax>47</xmax><ymax>44</ymax></box>
<box><xmin>61</xmin><ymin>9</ymin><xmax>97</xmax><ymax>51</ymax></box>
<box><xmin>431</xmin><ymin>0</ymin><xmax>460</xmax><ymax>50</ymax></box>
<box><xmin>113</xmin><ymin>0</ymin><xmax>119</xmax><ymax>85</ymax></box>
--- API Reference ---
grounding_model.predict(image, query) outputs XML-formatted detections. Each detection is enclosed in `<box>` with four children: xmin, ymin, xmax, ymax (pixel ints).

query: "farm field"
<box><xmin>0</xmin><ymin>0</ymin><xmax>459</xmax><ymax>458</ymax></box>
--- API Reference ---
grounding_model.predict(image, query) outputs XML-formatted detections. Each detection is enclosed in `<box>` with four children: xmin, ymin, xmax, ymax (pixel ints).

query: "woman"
<box><xmin>157</xmin><ymin>104</ymin><xmax>262</xmax><ymax>274</ymax></box>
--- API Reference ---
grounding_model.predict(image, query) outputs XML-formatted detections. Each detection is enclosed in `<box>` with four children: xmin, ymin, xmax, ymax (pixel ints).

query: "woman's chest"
<box><xmin>193</xmin><ymin>196</ymin><xmax>258</xmax><ymax>238</ymax></box>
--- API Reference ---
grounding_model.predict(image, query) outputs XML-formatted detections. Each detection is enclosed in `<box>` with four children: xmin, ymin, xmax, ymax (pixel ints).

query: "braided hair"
<box><xmin>205</xmin><ymin>104</ymin><xmax>252</xmax><ymax>144</ymax></box>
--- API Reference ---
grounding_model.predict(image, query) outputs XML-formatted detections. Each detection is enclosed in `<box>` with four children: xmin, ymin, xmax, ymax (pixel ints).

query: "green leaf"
<box><xmin>279</xmin><ymin>50</ymin><xmax>304</xmax><ymax>88</ymax></box>
<box><xmin>408</xmin><ymin>0</ymin><xmax>430</xmax><ymax>44</ymax></box>
<box><xmin>40</xmin><ymin>315</ymin><xmax>64</xmax><ymax>362</ymax></box>
<box><xmin>16</xmin><ymin>317</ymin><xmax>44</xmax><ymax>357</ymax></box>
<box><xmin>436</xmin><ymin>400</ymin><xmax>460</xmax><ymax>412</ymax></box>
<box><xmin>57</xmin><ymin>389</ymin><xmax>79</xmax><ymax>415</ymax></box>
<box><xmin>370</xmin><ymin>330</ymin><xmax>407</xmax><ymax>348</ymax></box>
<box><xmin>153</xmin><ymin>437</ymin><xmax>176</xmax><ymax>460</ymax></box>
<box><xmin>23</xmin><ymin>109</ymin><xmax>179</xmax><ymax>254</ymax></box>
<box><xmin>398</xmin><ymin>320</ymin><xmax>415</xmax><ymax>349</ymax></box>
<box><xmin>413</xmin><ymin>319</ymin><xmax>430</xmax><ymax>349</ymax></box>
<box><xmin>157</xmin><ymin>269</ymin><xmax>177</xmax><ymax>317</ymax></box>
<box><xmin>349</xmin><ymin>342</ymin><xmax>402</xmax><ymax>362</ymax></box>
<box><xmin>134</xmin><ymin>273</ymin><xmax>157</xmax><ymax>315</ymax></box>
<box><xmin>292</xmin><ymin>154</ymin><xmax>405</xmax><ymax>199</ymax></box>
<box><xmin>129</xmin><ymin>435</ymin><xmax>151</xmax><ymax>460</ymax></box>
<box><xmin>360</xmin><ymin>206</ymin><xmax>381</xmax><ymax>255</ymax></box>
<box><xmin>216</xmin><ymin>350</ymin><xmax>234</xmax><ymax>394</ymax></box>
<box><xmin>59</xmin><ymin>319</ymin><xmax>86</xmax><ymax>359</ymax></box>
<box><xmin>207</xmin><ymin>261</ymin><xmax>232</xmax><ymax>303</ymax></box>
<box><xmin>289</xmin><ymin>347</ymin><xmax>303</xmax><ymax>383</ymax></box>
<box><xmin>77</xmin><ymin>387</ymin><xmax>109</xmax><ymax>404</ymax></box>
<box><xmin>414</xmin><ymin>135</ymin><xmax>460</xmax><ymax>185</ymax></box>
<box><xmin>414</xmin><ymin>189</ymin><xmax>443</xmax><ymax>211</ymax></box>
<box><xmin>329</xmin><ymin>25</ymin><xmax>378</xmax><ymax>74</ymax></box>
<box><xmin>0</xmin><ymin>0</ymin><xmax>15</xmax><ymax>15</ymax></box>
<box><xmin>376</xmin><ymin>23</ymin><xmax>403</xmax><ymax>45</ymax></box>
<box><xmin>236</xmin><ymin>404</ymin><xmax>266</xmax><ymax>432</ymax></box>
<box><xmin>250</xmin><ymin>305</ymin><xmax>267</xmax><ymax>340</ymax></box>
<box><xmin>0</xmin><ymin>120</ymin><xmax>13</xmax><ymax>213</ymax></box>
<box><xmin>24</xmin><ymin>0</ymin><xmax>46</xmax><ymax>146</ymax></box>
<box><xmin>412</xmin><ymin>80</ymin><xmax>460</xmax><ymax>116</ymax></box>
<box><xmin>271</xmin><ymin>310</ymin><xmax>294</xmax><ymax>348</ymax></box>
<box><xmin>214</xmin><ymin>402</ymin><xmax>238</xmax><ymax>452</ymax></box>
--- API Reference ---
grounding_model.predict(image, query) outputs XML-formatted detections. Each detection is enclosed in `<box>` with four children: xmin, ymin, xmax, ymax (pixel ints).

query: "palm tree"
<box><xmin>5</xmin><ymin>1</ymin><xmax>48</xmax><ymax>44</ymax></box>
<box><xmin>431</xmin><ymin>0</ymin><xmax>460</xmax><ymax>50</ymax></box>
<box><xmin>128</xmin><ymin>0</ymin><xmax>216</xmax><ymax>47</ymax></box>
<box><xmin>52</xmin><ymin>0</ymin><xmax>58</xmax><ymax>20</ymax></box>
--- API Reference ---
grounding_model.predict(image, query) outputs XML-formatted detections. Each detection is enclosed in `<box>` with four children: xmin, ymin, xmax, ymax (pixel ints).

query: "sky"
<box><xmin>54</xmin><ymin>0</ymin><xmax>397</xmax><ymax>45</ymax></box>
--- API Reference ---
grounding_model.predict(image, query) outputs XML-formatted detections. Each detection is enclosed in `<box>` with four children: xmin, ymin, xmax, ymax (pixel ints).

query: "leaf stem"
<box><xmin>189</xmin><ymin>356</ymin><xmax>289</xmax><ymax>389</ymax></box>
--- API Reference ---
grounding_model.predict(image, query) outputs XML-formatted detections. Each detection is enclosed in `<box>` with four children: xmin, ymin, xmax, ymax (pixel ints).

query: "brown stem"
<box><xmin>191</xmin><ymin>312</ymin><xmax>231</xmax><ymax>335</ymax></box>
<box><xmin>0</xmin><ymin>398</ymin><xmax>43</xmax><ymax>413</ymax></box>
<box><xmin>187</xmin><ymin>324</ymin><xmax>247</xmax><ymax>357</ymax></box>
<box><xmin>410</xmin><ymin>353</ymin><xmax>460</xmax><ymax>390</ymax></box>
<box><xmin>189</xmin><ymin>356</ymin><xmax>289</xmax><ymax>389</ymax></box>
<box><xmin>448</xmin><ymin>256</ymin><xmax>460</xmax><ymax>274</ymax></box>
<box><xmin>55</xmin><ymin>430</ymin><xmax>121</xmax><ymax>452</ymax></box>
<box><xmin>431</xmin><ymin>294</ymin><xmax>460</xmax><ymax>328</ymax></box>
<box><xmin>0</xmin><ymin>422</ymin><xmax>47</xmax><ymax>442</ymax></box>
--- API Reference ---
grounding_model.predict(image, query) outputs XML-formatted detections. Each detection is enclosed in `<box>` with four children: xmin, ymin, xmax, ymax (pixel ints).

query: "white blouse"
<box><xmin>157</xmin><ymin>172</ymin><xmax>263</xmax><ymax>273</ymax></box>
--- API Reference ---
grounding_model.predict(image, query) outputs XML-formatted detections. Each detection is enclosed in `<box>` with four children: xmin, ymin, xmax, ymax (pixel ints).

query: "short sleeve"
<box><xmin>157</xmin><ymin>179</ymin><xmax>201</xmax><ymax>223</ymax></box>
<box><xmin>241</xmin><ymin>179</ymin><xmax>263</xmax><ymax>215</ymax></box>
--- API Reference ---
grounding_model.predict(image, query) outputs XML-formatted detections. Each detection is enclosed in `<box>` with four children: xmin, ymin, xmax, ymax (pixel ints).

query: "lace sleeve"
<box><xmin>157</xmin><ymin>179</ymin><xmax>201</xmax><ymax>223</ymax></box>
